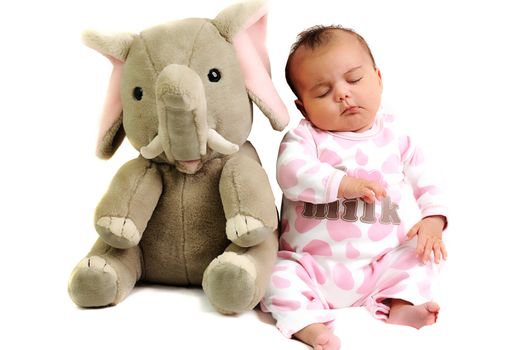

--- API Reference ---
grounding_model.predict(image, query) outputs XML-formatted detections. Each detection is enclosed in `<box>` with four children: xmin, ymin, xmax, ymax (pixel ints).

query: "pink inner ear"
<box><xmin>97</xmin><ymin>58</ymin><xmax>124</xmax><ymax>152</ymax></box>
<box><xmin>244</xmin><ymin>12</ymin><xmax>270</xmax><ymax>73</ymax></box>
<box><xmin>233</xmin><ymin>12</ymin><xmax>289</xmax><ymax>130</ymax></box>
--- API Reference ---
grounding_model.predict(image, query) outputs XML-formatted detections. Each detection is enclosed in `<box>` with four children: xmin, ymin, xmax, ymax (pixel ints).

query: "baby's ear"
<box><xmin>376</xmin><ymin>68</ymin><xmax>383</xmax><ymax>89</ymax></box>
<box><xmin>294</xmin><ymin>99</ymin><xmax>307</xmax><ymax>118</ymax></box>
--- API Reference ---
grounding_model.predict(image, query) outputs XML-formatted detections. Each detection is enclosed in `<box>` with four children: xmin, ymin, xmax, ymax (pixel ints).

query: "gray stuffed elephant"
<box><xmin>68</xmin><ymin>0</ymin><xmax>289</xmax><ymax>315</ymax></box>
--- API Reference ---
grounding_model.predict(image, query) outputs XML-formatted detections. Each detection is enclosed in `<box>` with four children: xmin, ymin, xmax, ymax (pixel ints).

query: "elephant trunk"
<box><xmin>155</xmin><ymin>64</ymin><xmax>207</xmax><ymax>163</ymax></box>
<box><xmin>140</xmin><ymin>64</ymin><xmax>238</xmax><ymax>163</ymax></box>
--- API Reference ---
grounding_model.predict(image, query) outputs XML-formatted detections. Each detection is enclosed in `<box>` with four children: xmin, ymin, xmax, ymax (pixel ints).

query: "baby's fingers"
<box><xmin>406</xmin><ymin>223</ymin><xmax>419</xmax><ymax>241</ymax></box>
<box><xmin>415</xmin><ymin>235</ymin><xmax>426</xmax><ymax>257</ymax></box>
<box><xmin>440</xmin><ymin>241</ymin><xmax>448</xmax><ymax>260</ymax></box>
<box><xmin>432</xmin><ymin>240</ymin><xmax>448</xmax><ymax>264</ymax></box>
<box><xmin>361</xmin><ymin>190</ymin><xmax>376</xmax><ymax>204</ymax></box>
<box><xmin>368</xmin><ymin>182</ymin><xmax>386</xmax><ymax>200</ymax></box>
<box><xmin>433</xmin><ymin>243</ymin><xmax>442</xmax><ymax>264</ymax></box>
<box><xmin>422</xmin><ymin>239</ymin><xmax>434</xmax><ymax>263</ymax></box>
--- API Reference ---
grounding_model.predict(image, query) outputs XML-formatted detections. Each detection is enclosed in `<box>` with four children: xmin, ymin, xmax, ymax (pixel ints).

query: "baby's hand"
<box><xmin>406</xmin><ymin>216</ymin><xmax>447</xmax><ymax>264</ymax></box>
<box><xmin>339</xmin><ymin>176</ymin><xmax>386</xmax><ymax>203</ymax></box>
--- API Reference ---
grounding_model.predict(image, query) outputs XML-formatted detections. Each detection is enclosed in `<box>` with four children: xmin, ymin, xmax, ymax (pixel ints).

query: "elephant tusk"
<box><xmin>140</xmin><ymin>135</ymin><xmax>164</xmax><ymax>159</ymax></box>
<box><xmin>207</xmin><ymin>129</ymin><xmax>239</xmax><ymax>155</ymax></box>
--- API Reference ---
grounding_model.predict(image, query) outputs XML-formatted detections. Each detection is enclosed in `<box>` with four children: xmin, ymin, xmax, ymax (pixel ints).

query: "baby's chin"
<box><xmin>333</xmin><ymin>121</ymin><xmax>375</xmax><ymax>133</ymax></box>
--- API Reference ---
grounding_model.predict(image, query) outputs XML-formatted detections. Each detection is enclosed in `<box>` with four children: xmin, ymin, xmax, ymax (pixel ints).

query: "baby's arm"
<box><xmin>277</xmin><ymin>123</ymin><xmax>346</xmax><ymax>203</ymax></box>
<box><xmin>338</xmin><ymin>176</ymin><xmax>386</xmax><ymax>203</ymax></box>
<box><xmin>401</xmin><ymin>134</ymin><xmax>448</xmax><ymax>264</ymax></box>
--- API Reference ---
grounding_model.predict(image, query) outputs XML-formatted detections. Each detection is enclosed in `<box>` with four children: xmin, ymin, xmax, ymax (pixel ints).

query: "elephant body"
<box><xmin>143</xmin><ymin>158</ymin><xmax>227</xmax><ymax>285</ymax></box>
<box><xmin>128</xmin><ymin>143</ymin><xmax>266</xmax><ymax>285</ymax></box>
<box><xmin>68</xmin><ymin>0</ymin><xmax>288</xmax><ymax>314</ymax></box>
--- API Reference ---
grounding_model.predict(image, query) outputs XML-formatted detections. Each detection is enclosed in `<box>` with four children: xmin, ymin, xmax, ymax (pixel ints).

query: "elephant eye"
<box><xmin>133</xmin><ymin>87</ymin><xmax>143</xmax><ymax>101</ymax></box>
<box><xmin>207</xmin><ymin>68</ymin><xmax>221</xmax><ymax>83</ymax></box>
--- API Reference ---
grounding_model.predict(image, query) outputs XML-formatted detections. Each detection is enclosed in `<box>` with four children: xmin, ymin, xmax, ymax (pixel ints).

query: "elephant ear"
<box><xmin>213</xmin><ymin>0</ymin><xmax>289</xmax><ymax>131</ymax></box>
<box><xmin>82</xmin><ymin>30</ymin><xmax>135</xmax><ymax>159</ymax></box>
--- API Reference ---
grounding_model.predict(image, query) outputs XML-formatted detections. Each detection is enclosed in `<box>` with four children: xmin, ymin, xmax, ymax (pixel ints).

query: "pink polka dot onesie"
<box><xmin>260</xmin><ymin>111</ymin><xmax>448</xmax><ymax>338</ymax></box>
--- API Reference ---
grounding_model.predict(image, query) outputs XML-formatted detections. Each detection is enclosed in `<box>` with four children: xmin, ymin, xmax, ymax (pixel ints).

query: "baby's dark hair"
<box><xmin>285</xmin><ymin>25</ymin><xmax>376</xmax><ymax>97</ymax></box>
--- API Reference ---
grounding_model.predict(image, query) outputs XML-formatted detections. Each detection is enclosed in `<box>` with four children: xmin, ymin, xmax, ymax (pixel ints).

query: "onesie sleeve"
<box><xmin>401</xmin><ymin>135</ymin><xmax>448</xmax><ymax>224</ymax></box>
<box><xmin>277</xmin><ymin>122</ymin><xmax>346</xmax><ymax>204</ymax></box>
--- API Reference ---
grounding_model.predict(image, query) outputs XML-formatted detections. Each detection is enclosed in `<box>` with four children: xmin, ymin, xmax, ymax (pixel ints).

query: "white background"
<box><xmin>1</xmin><ymin>0</ymin><xmax>526</xmax><ymax>349</ymax></box>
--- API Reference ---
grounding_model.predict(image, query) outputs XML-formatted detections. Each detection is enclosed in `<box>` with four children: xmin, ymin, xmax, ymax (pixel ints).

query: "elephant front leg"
<box><xmin>68</xmin><ymin>239</ymin><xmax>142</xmax><ymax>307</ymax></box>
<box><xmin>95</xmin><ymin>157</ymin><xmax>162</xmax><ymax>249</ymax></box>
<box><xmin>203</xmin><ymin>230</ymin><xmax>278</xmax><ymax>314</ymax></box>
<box><xmin>219</xmin><ymin>155</ymin><xmax>278</xmax><ymax>247</ymax></box>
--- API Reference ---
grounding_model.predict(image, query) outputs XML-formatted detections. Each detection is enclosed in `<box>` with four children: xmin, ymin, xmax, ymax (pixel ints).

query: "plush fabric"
<box><xmin>68</xmin><ymin>0</ymin><xmax>288</xmax><ymax>315</ymax></box>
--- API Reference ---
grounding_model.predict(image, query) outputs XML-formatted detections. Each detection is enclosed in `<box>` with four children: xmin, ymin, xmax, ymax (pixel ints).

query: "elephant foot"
<box><xmin>226</xmin><ymin>214</ymin><xmax>272</xmax><ymax>247</ymax></box>
<box><xmin>203</xmin><ymin>251</ymin><xmax>259</xmax><ymax>315</ymax></box>
<box><xmin>68</xmin><ymin>256</ymin><xmax>118</xmax><ymax>308</ymax></box>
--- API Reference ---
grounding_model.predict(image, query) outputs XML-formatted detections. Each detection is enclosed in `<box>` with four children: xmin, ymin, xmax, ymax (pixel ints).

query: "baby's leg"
<box><xmin>294</xmin><ymin>323</ymin><xmax>341</xmax><ymax>350</ymax></box>
<box><xmin>366</xmin><ymin>243</ymin><xmax>442</xmax><ymax>328</ymax></box>
<box><xmin>261</xmin><ymin>253</ymin><xmax>337</xmax><ymax>346</ymax></box>
<box><xmin>386</xmin><ymin>299</ymin><xmax>439</xmax><ymax>329</ymax></box>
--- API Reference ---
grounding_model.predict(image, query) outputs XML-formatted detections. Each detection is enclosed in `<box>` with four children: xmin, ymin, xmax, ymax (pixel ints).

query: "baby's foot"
<box><xmin>294</xmin><ymin>323</ymin><xmax>341</xmax><ymax>350</ymax></box>
<box><xmin>386</xmin><ymin>300</ymin><xmax>439</xmax><ymax>329</ymax></box>
<box><xmin>313</xmin><ymin>331</ymin><xmax>341</xmax><ymax>350</ymax></box>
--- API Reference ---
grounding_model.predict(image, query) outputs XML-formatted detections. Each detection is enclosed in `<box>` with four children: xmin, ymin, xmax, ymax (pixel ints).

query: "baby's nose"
<box><xmin>336</xmin><ymin>89</ymin><xmax>350</xmax><ymax>102</ymax></box>
<box><xmin>335</xmin><ymin>83</ymin><xmax>351</xmax><ymax>101</ymax></box>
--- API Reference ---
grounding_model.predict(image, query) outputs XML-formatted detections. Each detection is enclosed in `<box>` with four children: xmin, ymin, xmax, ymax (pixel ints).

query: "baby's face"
<box><xmin>291</xmin><ymin>31</ymin><xmax>383</xmax><ymax>132</ymax></box>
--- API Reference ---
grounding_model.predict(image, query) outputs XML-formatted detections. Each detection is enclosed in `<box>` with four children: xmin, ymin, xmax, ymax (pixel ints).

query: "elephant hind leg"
<box><xmin>68</xmin><ymin>239</ymin><xmax>142</xmax><ymax>308</ymax></box>
<box><xmin>203</xmin><ymin>230</ymin><xmax>278</xmax><ymax>315</ymax></box>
